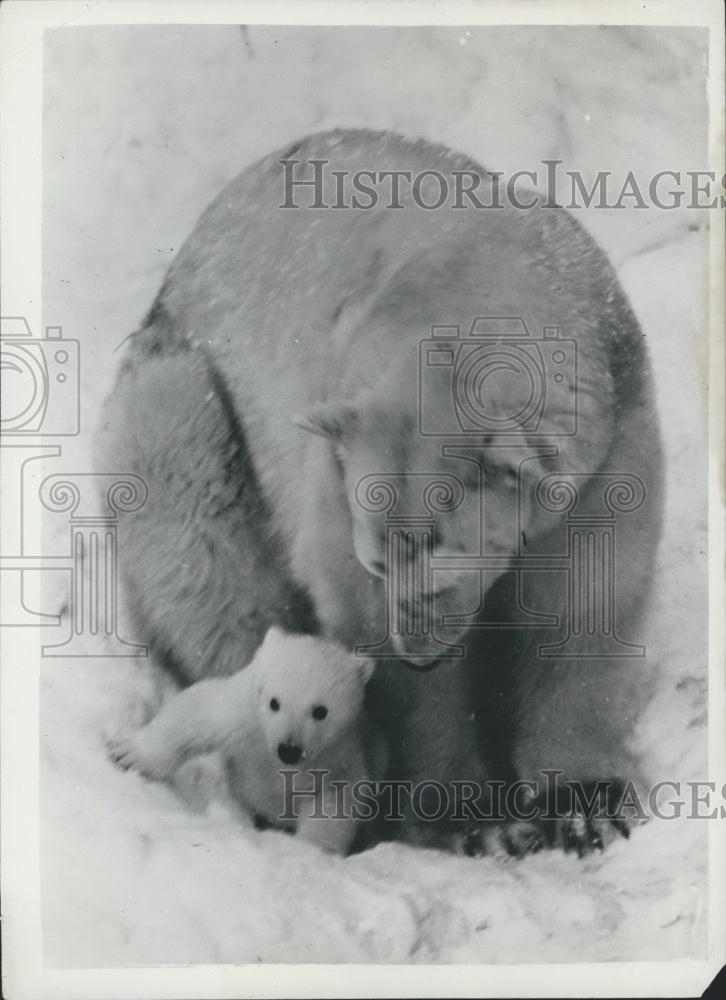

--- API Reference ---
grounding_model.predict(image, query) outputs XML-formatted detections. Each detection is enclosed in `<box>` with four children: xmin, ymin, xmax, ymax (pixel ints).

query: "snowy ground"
<box><xmin>39</xmin><ymin>26</ymin><xmax>710</xmax><ymax>965</ymax></box>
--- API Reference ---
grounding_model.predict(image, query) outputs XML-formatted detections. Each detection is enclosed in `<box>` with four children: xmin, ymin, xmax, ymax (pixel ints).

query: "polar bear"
<box><xmin>99</xmin><ymin>129</ymin><xmax>664</xmax><ymax>854</ymax></box>
<box><xmin>108</xmin><ymin>627</ymin><xmax>382</xmax><ymax>855</ymax></box>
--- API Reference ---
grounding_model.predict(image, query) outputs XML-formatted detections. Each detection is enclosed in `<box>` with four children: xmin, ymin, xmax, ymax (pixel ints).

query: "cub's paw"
<box><xmin>107</xmin><ymin>731</ymin><xmax>169</xmax><ymax>780</ymax></box>
<box><xmin>107</xmin><ymin>734</ymin><xmax>145</xmax><ymax>771</ymax></box>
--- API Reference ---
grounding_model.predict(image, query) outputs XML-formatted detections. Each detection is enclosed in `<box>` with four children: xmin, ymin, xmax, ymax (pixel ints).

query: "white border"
<box><xmin>1</xmin><ymin>2</ymin><xmax>724</xmax><ymax>998</ymax></box>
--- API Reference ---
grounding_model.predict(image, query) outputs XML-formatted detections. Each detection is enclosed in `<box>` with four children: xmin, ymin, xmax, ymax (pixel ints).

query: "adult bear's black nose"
<box><xmin>277</xmin><ymin>741</ymin><xmax>302</xmax><ymax>764</ymax></box>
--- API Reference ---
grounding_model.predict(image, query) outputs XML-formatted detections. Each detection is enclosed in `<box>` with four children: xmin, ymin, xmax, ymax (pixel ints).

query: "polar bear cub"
<box><xmin>108</xmin><ymin>627</ymin><xmax>381</xmax><ymax>855</ymax></box>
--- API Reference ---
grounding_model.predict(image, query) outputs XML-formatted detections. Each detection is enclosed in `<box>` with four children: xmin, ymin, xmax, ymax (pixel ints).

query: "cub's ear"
<box><xmin>292</xmin><ymin>400</ymin><xmax>359</xmax><ymax>439</ymax></box>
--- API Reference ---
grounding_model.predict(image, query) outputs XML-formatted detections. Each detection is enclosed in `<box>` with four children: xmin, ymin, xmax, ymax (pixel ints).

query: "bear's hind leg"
<box><xmin>96</xmin><ymin>338</ymin><xmax>316</xmax><ymax>683</ymax></box>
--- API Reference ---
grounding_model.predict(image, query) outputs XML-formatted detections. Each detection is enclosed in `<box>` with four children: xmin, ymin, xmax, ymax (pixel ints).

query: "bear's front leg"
<box><xmin>510</xmin><ymin>654</ymin><xmax>652</xmax><ymax>857</ymax></box>
<box><xmin>371</xmin><ymin>658</ymin><xmax>490</xmax><ymax>853</ymax></box>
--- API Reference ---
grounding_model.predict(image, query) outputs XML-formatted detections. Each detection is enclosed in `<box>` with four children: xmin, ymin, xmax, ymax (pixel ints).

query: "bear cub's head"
<box><xmin>253</xmin><ymin>626</ymin><xmax>375</xmax><ymax>766</ymax></box>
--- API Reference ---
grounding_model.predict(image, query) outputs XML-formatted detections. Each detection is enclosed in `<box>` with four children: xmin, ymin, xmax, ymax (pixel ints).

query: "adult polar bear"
<box><xmin>100</xmin><ymin>130</ymin><xmax>663</xmax><ymax>853</ymax></box>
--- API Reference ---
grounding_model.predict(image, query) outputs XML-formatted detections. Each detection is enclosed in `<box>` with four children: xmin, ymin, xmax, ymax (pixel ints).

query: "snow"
<box><xmin>39</xmin><ymin>26</ymin><xmax>709</xmax><ymax>965</ymax></box>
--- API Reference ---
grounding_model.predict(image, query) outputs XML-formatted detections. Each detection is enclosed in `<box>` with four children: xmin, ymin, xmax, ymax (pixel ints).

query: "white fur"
<box><xmin>108</xmin><ymin>627</ymin><xmax>380</xmax><ymax>855</ymax></box>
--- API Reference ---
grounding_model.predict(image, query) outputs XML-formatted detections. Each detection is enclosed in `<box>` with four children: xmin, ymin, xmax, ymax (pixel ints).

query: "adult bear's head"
<box><xmin>293</xmin><ymin>313</ymin><xmax>616</xmax><ymax>667</ymax></box>
<box><xmin>293</xmin><ymin>388</ymin><xmax>546</xmax><ymax>667</ymax></box>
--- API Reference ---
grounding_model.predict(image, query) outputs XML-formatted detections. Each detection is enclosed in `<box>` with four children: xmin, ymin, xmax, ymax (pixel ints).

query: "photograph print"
<box><xmin>1</xmin><ymin>2</ymin><xmax>724</xmax><ymax>997</ymax></box>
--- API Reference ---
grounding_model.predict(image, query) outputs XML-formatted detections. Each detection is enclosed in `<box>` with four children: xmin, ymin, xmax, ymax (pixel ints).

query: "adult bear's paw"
<box><xmin>536</xmin><ymin>778</ymin><xmax>645</xmax><ymax>858</ymax></box>
<box><xmin>399</xmin><ymin>819</ymin><xmax>544</xmax><ymax>858</ymax></box>
<box><xmin>460</xmin><ymin>819</ymin><xmax>545</xmax><ymax>859</ymax></box>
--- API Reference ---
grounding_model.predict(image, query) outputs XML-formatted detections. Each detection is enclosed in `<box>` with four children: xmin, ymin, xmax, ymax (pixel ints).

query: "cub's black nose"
<box><xmin>277</xmin><ymin>741</ymin><xmax>302</xmax><ymax>765</ymax></box>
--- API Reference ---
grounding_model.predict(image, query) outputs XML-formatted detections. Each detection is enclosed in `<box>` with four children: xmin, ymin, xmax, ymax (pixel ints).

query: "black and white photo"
<box><xmin>1</xmin><ymin>2</ymin><xmax>724</xmax><ymax>997</ymax></box>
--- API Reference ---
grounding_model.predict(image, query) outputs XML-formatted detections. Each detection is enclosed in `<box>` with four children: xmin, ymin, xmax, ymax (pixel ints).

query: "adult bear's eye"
<box><xmin>269</xmin><ymin>697</ymin><xmax>280</xmax><ymax>711</ymax></box>
<box><xmin>312</xmin><ymin>705</ymin><xmax>328</xmax><ymax>721</ymax></box>
<box><xmin>488</xmin><ymin>464</ymin><xmax>519</xmax><ymax>490</ymax></box>
<box><xmin>502</xmin><ymin>466</ymin><xmax>519</xmax><ymax>489</ymax></box>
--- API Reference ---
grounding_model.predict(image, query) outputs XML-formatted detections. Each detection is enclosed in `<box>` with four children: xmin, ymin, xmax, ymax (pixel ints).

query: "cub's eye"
<box><xmin>311</xmin><ymin>705</ymin><xmax>328</xmax><ymax>721</ymax></box>
<box><xmin>269</xmin><ymin>697</ymin><xmax>280</xmax><ymax>712</ymax></box>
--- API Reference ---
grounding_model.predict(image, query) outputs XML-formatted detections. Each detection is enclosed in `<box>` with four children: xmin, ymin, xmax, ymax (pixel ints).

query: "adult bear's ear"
<box><xmin>355</xmin><ymin>659</ymin><xmax>376</xmax><ymax>685</ymax></box>
<box><xmin>292</xmin><ymin>400</ymin><xmax>359</xmax><ymax>439</ymax></box>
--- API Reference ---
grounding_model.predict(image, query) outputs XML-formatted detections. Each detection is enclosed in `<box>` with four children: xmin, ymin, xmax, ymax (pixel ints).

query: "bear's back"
<box><xmin>132</xmin><ymin>129</ymin><xmax>658</xmax><ymax>588</ymax></box>
<box><xmin>157</xmin><ymin>129</ymin><xmax>638</xmax><ymax>412</ymax></box>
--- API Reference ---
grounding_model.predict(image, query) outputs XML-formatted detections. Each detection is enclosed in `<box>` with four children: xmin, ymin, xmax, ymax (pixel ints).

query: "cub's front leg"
<box><xmin>107</xmin><ymin>675</ymin><xmax>248</xmax><ymax>782</ymax></box>
<box><xmin>107</xmin><ymin>727</ymin><xmax>176</xmax><ymax>782</ymax></box>
<box><xmin>294</xmin><ymin>770</ymin><xmax>362</xmax><ymax>856</ymax></box>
